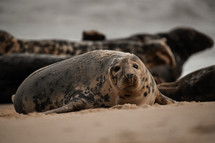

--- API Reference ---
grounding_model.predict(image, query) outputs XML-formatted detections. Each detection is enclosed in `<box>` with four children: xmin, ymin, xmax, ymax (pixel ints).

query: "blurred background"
<box><xmin>0</xmin><ymin>0</ymin><xmax>214</xmax><ymax>76</ymax></box>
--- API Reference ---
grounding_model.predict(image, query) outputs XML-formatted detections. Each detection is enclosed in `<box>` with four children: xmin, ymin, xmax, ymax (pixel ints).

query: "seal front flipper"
<box><xmin>43</xmin><ymin>91</ymin><xmax>96</xmax><ymax>114</ymax></box>
<box><xmin>155</xmin><ymin>92</ymin><xmax>176</xmax><ymax>105</ymax></box>
<box><xmin>44</xmin><ymin>99</ymin><xmax>89</xmax><ymax>114</ymax></box>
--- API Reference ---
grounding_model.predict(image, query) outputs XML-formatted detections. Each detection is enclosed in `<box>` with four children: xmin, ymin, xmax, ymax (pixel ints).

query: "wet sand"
<box><xmin>0</xmin><ymin>102</ymin><xmax>215</xmax><ymax>143</ymax></box>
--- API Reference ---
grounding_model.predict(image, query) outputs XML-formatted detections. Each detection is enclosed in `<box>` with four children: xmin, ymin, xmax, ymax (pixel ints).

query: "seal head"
<box><xmin>109</xmin><ymin>56</ymin><xmax>146</xmax><ymax>94</ymax></box>
<box><xmin>108</xmin><ymin>55</ymin><xmax>165</xmax><ymax>106</ymax></box>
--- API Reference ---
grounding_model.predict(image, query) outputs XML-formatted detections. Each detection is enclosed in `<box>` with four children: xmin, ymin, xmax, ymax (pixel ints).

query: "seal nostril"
<box><xmin>127</xmin><ymin>74</ymin><xmax>134</xmax><ymax>78</ymax></box>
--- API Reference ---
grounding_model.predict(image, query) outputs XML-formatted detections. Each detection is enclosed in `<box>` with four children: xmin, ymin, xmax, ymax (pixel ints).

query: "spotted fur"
<box><xmin>0</xmin><ymin>30</ymin><xmax>175</xmax><ymax>66</ymax></box>
<box><xmin>13</xmin><ymin>50</ymin><xmax>174</xmax><ymax>114</ymax></box>
<box><xmin>0</xmin><ymin>30</ymin><xmax>177</xmax><ymax>83</ymax></box>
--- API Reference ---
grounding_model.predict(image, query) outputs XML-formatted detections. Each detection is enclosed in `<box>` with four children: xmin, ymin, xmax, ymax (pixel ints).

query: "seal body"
<box><xmin>0</xmin><ymin>30</ymin><xmax>175</xmax><ymax>73</ymax></box>
<box><xmin>1</xmin><ymin>28</ymin><xmax>213</xmax><ymax>84</ymax></box>
<box><xmin>0</xmin><ymin>29</ymin><xmax>178</xmax><ymax>83</ymax></box>
<box><xmin>13</xmin><ymin>50</ymin><xmax>174</xmax><ymax>114</ymax></box>
<box><xmin>158</xmin><ymin>65</ymin><xmax>215</xmax><ymax>101</ymax></box>
<box><xmin>0</xmin><ymin>54</ymin><xmax>69</xmax><ymax>103</ymax></box>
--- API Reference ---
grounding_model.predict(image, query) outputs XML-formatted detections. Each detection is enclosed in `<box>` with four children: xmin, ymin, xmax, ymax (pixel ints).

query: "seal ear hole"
<box><xmin>133</xmin><ymin>64</ymin><xmax>138</xmax><ymax>69</ymax></box>
<box><xmin>114</xmin><ymin>66</ymin><xmax>120</xmax><ymax>72</ymax></box>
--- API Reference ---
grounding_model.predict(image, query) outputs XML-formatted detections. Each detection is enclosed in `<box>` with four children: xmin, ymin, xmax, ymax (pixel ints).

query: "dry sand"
<box><xmin>0</xmin><ymin>102</ymin><xmax>215</xmax><ymax>143</ymax></box>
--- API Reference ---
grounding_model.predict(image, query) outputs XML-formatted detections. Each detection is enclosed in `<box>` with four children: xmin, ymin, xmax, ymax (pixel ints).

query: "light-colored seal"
<box><xmin>13</xmin><ymin>50</ymin><xmax>174</xmax><ymax>114</ymax></box>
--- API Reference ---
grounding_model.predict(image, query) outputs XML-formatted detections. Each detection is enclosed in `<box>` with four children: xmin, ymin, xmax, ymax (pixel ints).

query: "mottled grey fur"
<box><xmin>13</xmin><ymin>50</ymin><xmax>174</xmax><ymax>114</ymax></box>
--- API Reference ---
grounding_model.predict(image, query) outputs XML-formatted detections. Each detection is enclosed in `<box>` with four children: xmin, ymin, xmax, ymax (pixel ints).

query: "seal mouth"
<box><xmin>121</xmin><ymin>74</ymin><xmax>139</xmax><ymax>90</ymax></box>
<box><xmin>125</xmin><ymin>85</ymin><xmax>138</xmax><ymax>90</ymax></box>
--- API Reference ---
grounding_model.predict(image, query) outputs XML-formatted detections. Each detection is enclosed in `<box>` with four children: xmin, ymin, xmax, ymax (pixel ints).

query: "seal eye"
<box><xmin>114</xmin><ymin>66</ymin><xmax>120</xmax><ymax>72</ymax></box>
<box><xmin>133</xmin><ymin>64</ymin><xmax>138</xmax><ymax>69</ymax></box>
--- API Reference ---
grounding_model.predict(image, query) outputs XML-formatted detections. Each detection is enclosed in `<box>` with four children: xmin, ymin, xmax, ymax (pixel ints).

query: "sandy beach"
<box><xmin>0</xmin><ymin>102</ymin><xmax>215</xmax><ymax>143</ymax></box>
